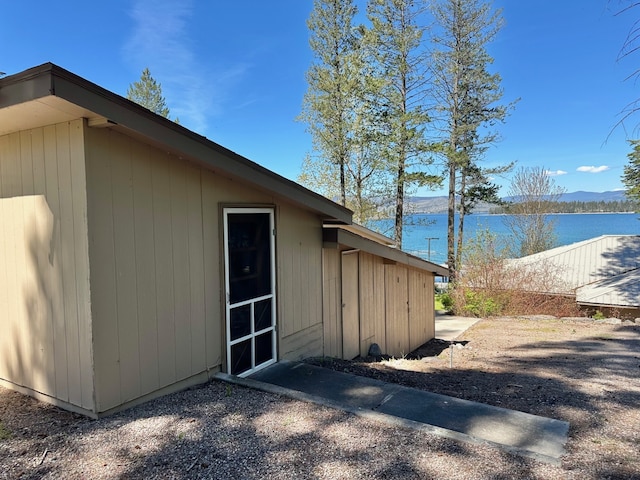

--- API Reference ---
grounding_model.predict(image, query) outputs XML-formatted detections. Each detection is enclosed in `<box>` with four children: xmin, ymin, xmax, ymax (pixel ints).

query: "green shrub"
<box><xmin>462</xmin><ymin>290</ymin><xmax>501</xmax><ymax>317</ymax></box>
<box><xmin>437</xmin><ymin>292</ymin><xmax>453</xmax><ymax>310</ymax></box>
<box><xmin>592</xmin><ymin>310</ymin><xmax>606</xmax><ymax>320</ymax></box>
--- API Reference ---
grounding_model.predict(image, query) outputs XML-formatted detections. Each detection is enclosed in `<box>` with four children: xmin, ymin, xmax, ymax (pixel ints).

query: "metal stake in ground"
<box><xmin>449</xmin><ymin>344</ymin><xmax>454</xmax><ymax>368</ymax></box>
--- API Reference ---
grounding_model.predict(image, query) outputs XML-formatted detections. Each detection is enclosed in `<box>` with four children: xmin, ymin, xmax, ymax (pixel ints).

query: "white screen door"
<box><xmin>223</xmin><ymin>208</ymin><xmax>276</xmax><ymax>376</ymax></box>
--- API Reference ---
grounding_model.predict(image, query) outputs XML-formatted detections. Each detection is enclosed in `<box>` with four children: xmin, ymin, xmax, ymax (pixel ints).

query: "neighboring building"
<box><xmin>0</xmin><ymin>63</ymin><xmax>447</xmax><ymax>417</ymax></box>
<box><xmin>508</xmin><ymin>235</ymin><xmax>640</xmax><ymax>318</ymax></box>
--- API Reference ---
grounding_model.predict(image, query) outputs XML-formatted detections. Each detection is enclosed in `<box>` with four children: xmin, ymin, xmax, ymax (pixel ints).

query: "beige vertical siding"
<box><xmin>408</xmin><ymin>270</ymin><xmax>434</xmax><ymax>351</ymax></box>
<box><xmin>276</xmin><ymin>203</ymin><xmax>324</xmax><ymax>360</ymax></box>
<box><xmin>341</xmin><ymin>251</ymin><xmax>360</xmax><ymax>360</ymax></box>
<box><xmin>201</xmin><ymin>171</ymin><xmax>326</xmax><ymax>365</ymax></box>
<box><xmin>86</xmin><ymin>128</ymin><xmax>211</xmax><ymax>410</ymax></box>
<box><xmin>0</xmin><ymin>121</ymin><xmax>93</xmax><ymax>411</ymax></box>
<box><xmin>423</xmin><ymin>271</ymin><xmax>436</xmax><ymax>340</ymax></box>
<box><xmin>385</xmin><ymin>264</ymin><xmax>410</xmax><ymax>357</ymax></box>
<box><xmin>200</xmin><ymin>172</ymin><xmax>223</xmax><ymax>370</ymax></box>
<box><xmin>86</xmin><ymin>127</ymin><xmax>326</xmax><ymax>411</ymax></box>
<box><xmin>322</xmin><ymin>248</ymin><xmax>437</xmax><ymax>360</ymax></box>
<box><xmin>358</xmin><ymin>252</ymin><xmax>386</xmax><ymax>356</ymax></box>
<box><xmin>322</xmin><ymin>248</ymin><xmax>342</xmax><ymax>358</ymax></box>
<box><xmin>277</xmin><ymin>204</ymin><xmax>323</xmax><ymax>335</ymax></box>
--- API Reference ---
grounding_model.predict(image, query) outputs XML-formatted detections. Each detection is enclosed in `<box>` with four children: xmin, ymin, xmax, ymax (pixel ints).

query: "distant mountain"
<box><xmin>407</xmin><ymin>190</ymin><xmax>628</xmax><ymax>214</ymax></box>
<box><xmin>559</xmin><ymin>190</ymin><xmax>627</xmax><ymax>202</ymax></box>
<box><xmin>407</xmin><ymin>196</ymin><xmax>449</xmax><ymax>214</ymax></box>
<box><xmin>503</xmin><ymin>190</ymin><xmax>628</xmax><ymax>203</ymax></box>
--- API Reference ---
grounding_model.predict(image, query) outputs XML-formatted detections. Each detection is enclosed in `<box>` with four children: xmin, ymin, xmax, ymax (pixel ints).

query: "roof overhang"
<box><xmin>323</xmin><ymin>226</ymin><xmax>449</xmax><ymax>276</ymax></box>
<box><xmin>0</xmin><ymin>63</ymin><xmax>352</xmax><ymax>224</ymax></box>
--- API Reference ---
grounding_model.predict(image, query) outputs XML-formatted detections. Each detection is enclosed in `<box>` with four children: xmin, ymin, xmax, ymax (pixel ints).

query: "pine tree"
<box><xmin>299</xmin><ymin>0</ymin><xmax>360</xmax><ymax>207</ymax></box>
<box><xmin>430</xmin><ymin>0</ymin><xmax>514</xmax><ymax>279</ymax></box>
<box><xmin>367</xmin><ymin>0</ymin><xmax>439</xmax><ymax>248</ymax></box>
<box><xmin>299</xmin><ymin>0</ymin><xmax>393</xmax><ymax>226</ymax></box>
<box><xmin>622</xmin><ymin>140</ymin><xmax>640</xmax><ymax>210</ymax></box>
<box><xmin>127</xmin><ymin>68</ymin><xmax>171</xmax><ymax>118</ymax></box>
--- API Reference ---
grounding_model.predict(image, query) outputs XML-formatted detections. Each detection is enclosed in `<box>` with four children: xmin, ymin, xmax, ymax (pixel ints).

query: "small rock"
<box><xmin>368</xmin><ymin>343</ymin><xmax>383</xmax><ymax>357</ymax></box>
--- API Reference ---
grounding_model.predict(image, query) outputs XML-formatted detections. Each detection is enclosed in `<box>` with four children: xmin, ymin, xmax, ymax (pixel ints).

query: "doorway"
<box><xmin>223</xmin><ymin>208</ymin><xmax>276</xmax><ymax>376</ymax></box>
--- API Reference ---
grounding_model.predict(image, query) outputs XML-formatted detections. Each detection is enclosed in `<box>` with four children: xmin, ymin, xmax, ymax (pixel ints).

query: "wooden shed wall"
<box><xmin>322</xmin><ymin>249</ymin><xmax>436</xmax><ymax>359</ymax></box>
<box><xmin>385</xmin><ymin>264</ymin><xmax>410</xmax><ymax>356</ymax></box>
<box><xmin>0</xmin><ymin>120</ymin><xmax>94</xmax><ymax>412</ymax></box>
<box><xmin>409</xmin><ymin>269</ymin><xmax>435</xmax><ymax>351</ymax></box>
<box><xmin>322</xmin><ymin>248</ymin><xmax>343</xmax><ymax>358</ymax></box>
<box><xmin>85</xmin><ymin>126</ymin><xmax>325</xmax><ymax>412</ymax></box>
<box><xmin>358</xmin><ymin>252</ymin><xmax>386</xmax><ymax>355</ymax></box>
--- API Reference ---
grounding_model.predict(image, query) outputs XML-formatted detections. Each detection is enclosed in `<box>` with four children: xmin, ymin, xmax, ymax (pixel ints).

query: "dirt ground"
<box><xmin>307</xmin><ymin>315</ymin><xmax>640</xmax><ymax>477</ymax></box>
<box><xmin>1</xmin><ymin>316</ymin><xmax>639</xmax><ymax>479</ymax></box>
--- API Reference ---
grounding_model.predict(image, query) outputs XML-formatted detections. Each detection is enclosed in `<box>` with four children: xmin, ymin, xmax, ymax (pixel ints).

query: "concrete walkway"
<box><xmin>218</xmin><ymin>362</ymin><xmax>568</xmax><ymax>465</ymax></box>
<box><xmin>435</xmin><ymin>311</ymin><xmax>480</xmax><ymax>341</ymax></box>
<box><xmin>216</xmin><ymin>314</ymin><xmax>569</xmax><ymax>464</ymax></box>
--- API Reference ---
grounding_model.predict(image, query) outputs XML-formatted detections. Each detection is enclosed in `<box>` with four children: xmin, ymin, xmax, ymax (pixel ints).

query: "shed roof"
<box><xmin>508</xmin><ymin>234</ymin><xmax>640</xmax><ymax>297</ymax></box>
<box><xmin>323</xmin><ymin>225</ymin><xmax>449</xmax><ymax>276</ymax></box>
<box><xmin>576</xmin><ymin>267</ymin><xmax>640</xmax><ymax>308</ymax></box>
<box><xmin>0</xmin><ymin>63</ymin><xmax>352</xmax><ymax>224</ymax></box>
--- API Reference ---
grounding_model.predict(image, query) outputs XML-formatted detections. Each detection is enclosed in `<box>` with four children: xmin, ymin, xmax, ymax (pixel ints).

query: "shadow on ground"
<box><xmin>2</xmin><ymin>321</ymin><xmax>639</xmax><ymax>479</ymax></box>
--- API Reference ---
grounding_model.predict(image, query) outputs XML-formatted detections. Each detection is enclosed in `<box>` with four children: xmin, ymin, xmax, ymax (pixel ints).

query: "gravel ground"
<box><xmin>1</xmin><ymin>316</ymin><xmax>639</xmax><ymax>479</ymax></box>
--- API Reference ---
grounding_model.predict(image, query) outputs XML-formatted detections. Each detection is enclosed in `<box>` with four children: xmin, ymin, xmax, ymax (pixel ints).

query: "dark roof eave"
<box><xmin>323</xmin><ymin>228</ymin><xmax>449</xmax><ymax>276</ymax></box>
<box><xmin>0</xmin><ymin>63</ymin><xmax>352</xmax><ymax>224</ymax></box>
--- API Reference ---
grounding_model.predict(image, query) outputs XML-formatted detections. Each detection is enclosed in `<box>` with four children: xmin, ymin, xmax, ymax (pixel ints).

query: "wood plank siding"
<box><xmin>322</xmin><ymin>250</ymin><xmax>437</xmax><ymax>359</ymax></box>
<box><xmin>385</xmin><ymin>264</ymin><xmax>410</xmax><ymax>357</ymax></box>
<box><xmin>341</xmin><ymin>251</ymin><xmax>360</xmax><ymax>359</ymax></box>
<box><xmin>0</xmin><ymin>120</ymin><xmax>94</xmax><ymax>411</ymax></box>
<box><xmin>86</xmin><ymin>126</ymin><xmax>208</xmax><ymax>411</ymax></box>
<box><xmin>0</xmin><ymin>63</ymin><xmax>365</xmax><ymax>415</ymax></box>
<box><xmin>276</xmin><ymin>203</ymin><xmax>324</xmax><ymax>360</ymax></box>
<box><xmin>408</xmin><ymin>270</ymin><xmax>434</xmax><ymax>351</ymax></box>
<box><xmin>0</xmin><ymin>116</ymin><xmax>435</xmax><ymax>414</ymax></box>
<box><xmin>358</xmin><ymin>252</ymin><xmax>386</xmax><ymax>355</ymax></box>
<box><xmin>322</xmin><ymin>249</ymin><xmax>343</xmax><ymax>358</ymax></box>
<box><xmin>85</xmin><ymin>126</ymin><xmax>325</xmax><ymax>412</ymax></box>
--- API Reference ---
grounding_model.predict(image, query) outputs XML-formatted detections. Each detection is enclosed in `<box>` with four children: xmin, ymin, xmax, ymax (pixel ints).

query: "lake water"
<box><xmin>394</xmin><ymin>212</ymin><xmax>640</xmax><ymax>264</ymax></box>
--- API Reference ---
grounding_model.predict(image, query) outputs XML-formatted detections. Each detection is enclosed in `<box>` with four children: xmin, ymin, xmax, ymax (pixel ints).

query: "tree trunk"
<box><xmin>395</xmin><ymin>162</ymin><xmax>405</xmax><ymax>248</ymax></box>
<box><xmin>447</xmin><ymin>161</ymin><xmax>457</xmax><ymax>281</ymax></box>
<box><xmin>340</xmin><ymin>159</ymin><xmax>346</xmax><ymax>206</ymax></box>
<box><xmin>456</xmin><ymin>204</ymin><xmax>465</xmax><ymax>272</ymax></box>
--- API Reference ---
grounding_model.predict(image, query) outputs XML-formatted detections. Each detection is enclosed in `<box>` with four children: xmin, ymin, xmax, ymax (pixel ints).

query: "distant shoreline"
<box><xmin>476</xmin><ymin>211</ymin><xmax>637</xmax><ymax>216</ymax></box>
<box><xmin>404</xmin><ymin>211</ymin><xmax>637</xmax><ymax>216</ymax></box>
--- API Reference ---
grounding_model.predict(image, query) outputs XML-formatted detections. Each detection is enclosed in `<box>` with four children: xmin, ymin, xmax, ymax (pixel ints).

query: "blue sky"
<box><xmin>1</xmin><ymin>1</ymin><xmax>636</xmax><ymax>196</ymax></box>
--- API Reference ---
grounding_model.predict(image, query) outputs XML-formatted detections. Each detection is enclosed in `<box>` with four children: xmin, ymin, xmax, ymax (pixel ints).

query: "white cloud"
<box><xmin>545</xmin><ymin>169</ymin><xmax>567</xmax><ymax>176</ymax></box>
<box><xmin>123</xmin><ymin>0</ymin><xmax>248</xmax><ymax>134</ymax></box>
<box><xmin>577</xmin><ymin>165</ymin><xmax>610</xmax><ymax>173</ymax></box>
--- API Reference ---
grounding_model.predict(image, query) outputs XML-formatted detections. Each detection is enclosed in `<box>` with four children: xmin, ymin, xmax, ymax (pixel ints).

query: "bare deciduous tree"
<box><xmin>503</xmin><ymin>166</ymin><xmax>565</xmax><ymax>257</ymax></box>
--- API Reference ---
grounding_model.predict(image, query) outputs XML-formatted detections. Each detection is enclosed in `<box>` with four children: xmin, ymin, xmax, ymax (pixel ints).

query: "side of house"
<box><xmin>0</xmin><ymin>63</ymin><xmax>447</xmax><ymax>417</ymax></box>
<box><xmin>0</xmin><ymin>120</ymin><xmax>95</xmax><ymax>413</ymax></box>
<box><xmin>84</xmin><ymin>124</ymin><xmax>332</xmax><ymax>413</ymax></box>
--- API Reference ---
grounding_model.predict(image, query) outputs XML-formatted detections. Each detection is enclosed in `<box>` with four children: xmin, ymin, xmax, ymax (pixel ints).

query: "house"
<box><xmin>0</xmin><ymin>63</ymin><xmax>448</xmax><ymax>417</ymax></box>
<box><xmin>508</xmin><ymin>235</ymin><xmax>640</xmax><ymax>318</ymax></box>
